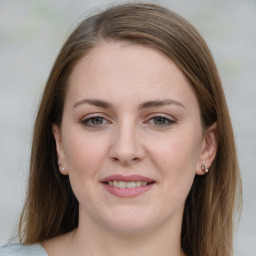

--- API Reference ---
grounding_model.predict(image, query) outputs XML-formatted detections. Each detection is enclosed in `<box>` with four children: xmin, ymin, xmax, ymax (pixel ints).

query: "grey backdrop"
<box><xmin>0</xmin><ymin>0</ymin><xmax>255</xmax><ymax>255</ymax></box>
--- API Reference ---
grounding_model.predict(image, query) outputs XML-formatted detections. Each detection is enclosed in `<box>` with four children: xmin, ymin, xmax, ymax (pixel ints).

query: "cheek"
<box><xmin>151</xmin><ymin>134</ymin><xmax>201</xmax><ymax>171</ymax></box>
<box><xmin>61</xmin><ymin>131</ymin><xmax>109</xmax><ymax>207</ymax></box>
<box><xmin>62</xmin><ymin>129</ymin><xmax>107</xmax><ymax>180</ymax></box>
<box><xmin>148</xmin><ymin>129</ymin><xmax>202</xmax><ymax>192</ymax></box>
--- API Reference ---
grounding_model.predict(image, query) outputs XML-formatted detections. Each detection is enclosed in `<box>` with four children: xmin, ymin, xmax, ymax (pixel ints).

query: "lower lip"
<box><xmin>102</xmin><ymin>183</ymin><xmax>154</xmax><ymax>198</ymax></box>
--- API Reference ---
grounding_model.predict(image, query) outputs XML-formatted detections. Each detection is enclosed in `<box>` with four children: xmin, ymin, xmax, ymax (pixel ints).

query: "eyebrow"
<box><xmin>73</xmin><ymin>98</ymin><xmax>185</xmax><ymax>109</ymax></box>
<box><xmin>138</xmin><ymin>99</ymin><xmax>185</xmax><ymax>109</ymax></box>
<box><xmin>73</xmin><ymin>99</ymin><xmax>112</xmax><ymax>108</ymax></box>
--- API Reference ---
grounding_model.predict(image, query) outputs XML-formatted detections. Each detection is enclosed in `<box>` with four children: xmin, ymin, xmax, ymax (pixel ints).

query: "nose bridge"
<box><xmin>109</xmin><ymin>118</ymin><xmax>144</xmax><ymax>164</ymax></box>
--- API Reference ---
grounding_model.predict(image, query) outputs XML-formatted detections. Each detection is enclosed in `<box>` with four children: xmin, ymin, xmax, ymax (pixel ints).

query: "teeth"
<box><xmin>107</xmin><ymin>180</ymin><xmax>149</xmax><ymax>188</ymax></box>
<box><xmin>119</xmin><ymin>181</ymin><xmax>126</xmax><ymax>188</ymax></box>
<box><xmin>141</xmin><ymin>181</ymin><xmax>147</xmax><ymax>186</ymax></box>
<box><xmin>136</xmin><ymin>181</ymin><xmax>141</xmax><ymax>187</ymax></box>
<box><xmin>127</xmin><ymin>181</ymin><xmax>136</xmax><ymax>188</ymax></box>
<box><xmin>113</xmin><ymin>181</ymin><xmax>118</xmax><ymax>187</ymax></box>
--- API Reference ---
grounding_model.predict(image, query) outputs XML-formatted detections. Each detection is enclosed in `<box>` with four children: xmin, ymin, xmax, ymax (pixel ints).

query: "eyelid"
<box><xmin>144</xmin><ymin>113</ymin><xmax>176</xmax><ymax>127</ymax></box>
<box><xmin>80</xmin><ymin>113</ymin><xmax>112</xmax><ymax>127</ymax></box>
<box><xmin>80</xmin><ymin>112</ymin><xmax>112</xmax><ymax>120</ymax></box>
<box><xmin>145</xmin><ymin>113</ymin><xmax>176</xmax><ymax>121</ymax></box>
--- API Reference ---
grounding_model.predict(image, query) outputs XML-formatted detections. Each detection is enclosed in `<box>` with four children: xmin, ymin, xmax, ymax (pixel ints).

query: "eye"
<box><xmin>146</xmin><ymin>115</ymin><xmax>175</xmax><ymax>128</ymax></box>
<box><xmin>81</xmin><ymin>115</ymin><xmax>110</xmax><ymax>128</ymax></box>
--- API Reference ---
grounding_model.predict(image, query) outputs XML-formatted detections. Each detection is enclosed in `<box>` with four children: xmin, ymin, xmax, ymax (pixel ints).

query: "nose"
<box><xmin>109</xmin><ymin>122</ymin><xmax>145</xmax><ymax>165</ymax></box>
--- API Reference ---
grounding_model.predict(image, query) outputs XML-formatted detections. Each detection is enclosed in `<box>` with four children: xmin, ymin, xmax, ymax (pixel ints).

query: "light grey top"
<box><xmin>0</xmin><ymin>243</ymin><xmax>48</xmax><ymax>256</ymax></box>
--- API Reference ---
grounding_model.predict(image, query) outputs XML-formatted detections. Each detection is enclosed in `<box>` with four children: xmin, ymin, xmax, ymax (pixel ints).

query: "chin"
<box><xmin>106</xmin><ymin>220</ymin><xmax>155</xmax><ymax>235</ymax></box>
<box><xmin>99</xmin><ymin>206</ymin><xmax>163</xmax><ymax>235</ymax></box>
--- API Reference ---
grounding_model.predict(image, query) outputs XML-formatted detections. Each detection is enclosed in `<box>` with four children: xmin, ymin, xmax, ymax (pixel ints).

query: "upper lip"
<box><xmin>101</xmin><ymin>174</ymin><xmax>155</xmax><ymax>183</ymax></box>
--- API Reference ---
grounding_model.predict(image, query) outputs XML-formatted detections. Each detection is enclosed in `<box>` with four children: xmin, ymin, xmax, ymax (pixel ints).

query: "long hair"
<box><xmin>18</xmin><ymin>3</ymin><xmax>242</xmax><ymax>255</ymax></box>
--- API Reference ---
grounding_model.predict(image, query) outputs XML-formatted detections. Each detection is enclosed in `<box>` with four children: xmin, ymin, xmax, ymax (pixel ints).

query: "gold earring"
<box><xmin>201</xmin><ymin>164</ymin><xmax>208</xmax><ymax>174</ymax></box>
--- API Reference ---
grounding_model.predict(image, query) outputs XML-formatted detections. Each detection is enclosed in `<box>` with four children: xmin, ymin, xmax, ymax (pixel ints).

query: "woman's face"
<box><xmin>53</xmin><ymin>42</ymin><xmax>216</xmax><ymax>234</ymax></box>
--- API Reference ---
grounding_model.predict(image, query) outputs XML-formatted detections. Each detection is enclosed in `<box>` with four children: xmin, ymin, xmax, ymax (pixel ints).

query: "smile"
<box><xmin>107</xmin><ymin>180</ymin><xmax>149</xmax><ymax>188</ymax></box>
<box><xmin>101</xmin><ymin>175</ymin><xmax>156</xmax><ymax>198</ymax></box>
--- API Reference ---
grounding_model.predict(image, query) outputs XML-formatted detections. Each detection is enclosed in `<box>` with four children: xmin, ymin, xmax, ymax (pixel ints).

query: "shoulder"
<box><xmin>0</xmin><ymin>243</ymin><xmax>48</xmax><ymax>256</ymax></box>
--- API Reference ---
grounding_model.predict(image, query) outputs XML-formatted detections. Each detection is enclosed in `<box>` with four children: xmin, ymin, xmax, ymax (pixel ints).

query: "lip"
<box><xmin>101</xmin><ymin>175</ymin><xmax>156</xmax><ymax>198</ymax></box>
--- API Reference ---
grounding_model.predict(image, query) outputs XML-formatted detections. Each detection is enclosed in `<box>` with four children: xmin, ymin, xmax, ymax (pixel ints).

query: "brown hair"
<box><xmin>18</xmin><ymin>3</ymin><xmax>242</xmax><ymax>255</ymax></box>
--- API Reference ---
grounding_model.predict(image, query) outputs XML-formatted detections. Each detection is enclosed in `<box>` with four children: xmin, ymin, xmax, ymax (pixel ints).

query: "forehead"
<box><xmin>66</xmin><ymin>42</ymin><xmax>198</xmax><ymax>109</ymax></box>
<box><xmin>70</xmin><ymin>41</ymin><xmax>184</xmax><ymax>82</ymax></box>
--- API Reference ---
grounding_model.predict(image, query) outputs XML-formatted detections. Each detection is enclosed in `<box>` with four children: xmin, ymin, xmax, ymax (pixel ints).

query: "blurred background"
<box><xmin>0</xmin><ymin>0</ymin><xmax>255</xmax><ymax>255</ymax></box>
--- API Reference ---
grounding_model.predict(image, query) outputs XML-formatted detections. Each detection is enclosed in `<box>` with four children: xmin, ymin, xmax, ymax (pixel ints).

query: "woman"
<box><xmin>0</xmin><ymin>3</ymin><xmax>241</xmax><ymax>256</ymax></box>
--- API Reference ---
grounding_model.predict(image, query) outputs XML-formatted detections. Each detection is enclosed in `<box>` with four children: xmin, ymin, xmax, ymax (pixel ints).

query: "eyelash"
<box><xmin>80</xmin><ymin>114</ymin><xmax>175</xmax><ymax>129</ymax></box>
<box><xmin>145</xmin><ymin>115</ymin><xmax>175</xmax><ymax>128</ymax></box>
<box><xmin>81</xmin><ymin>114</ymin><xmax>110</xmax><ymax>128</ymax></box>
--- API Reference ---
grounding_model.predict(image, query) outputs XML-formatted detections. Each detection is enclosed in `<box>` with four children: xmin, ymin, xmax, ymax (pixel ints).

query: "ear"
<box><xmin>196</xmin><ymin>122</ymin><xmax>218</xmax><ymax>175</ymax></box>
<box><xmin>52</xmin><ymin>124</ymin><xmax>68</xmax><ymax>175</ymax></box>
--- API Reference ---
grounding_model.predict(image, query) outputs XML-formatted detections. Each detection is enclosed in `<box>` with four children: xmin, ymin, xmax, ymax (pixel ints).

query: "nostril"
<box><xmin>111</xmin><ymin>156</ymin><xmax>140</xmax><ymax>165</ymax></box>
<box><xmin>109</xmin><ymin>137</ymin><xmax>145</xmax><ymax>164</ymax></box>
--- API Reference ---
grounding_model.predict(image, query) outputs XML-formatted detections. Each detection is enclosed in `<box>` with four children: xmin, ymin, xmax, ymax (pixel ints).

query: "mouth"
<box><xmin>104</xmin><ymin>180</ymin><xmax>154</xmax><ymax>188</ymax></box>
<box><xmin>101</xmin><ymin>175</ymin><xmax>156</xmax><ymax>198</ymax></box>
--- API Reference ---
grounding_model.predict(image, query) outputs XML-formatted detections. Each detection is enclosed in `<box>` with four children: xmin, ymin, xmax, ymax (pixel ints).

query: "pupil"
<box><xmin>92</xmin><ymin>117</ymin><xmax>103</xmax><ymax>125</ymax></box>
<box><xmin>154</xmin><ymin>117</ymin><xmax>165</xmax><ymax>125</ymax></box>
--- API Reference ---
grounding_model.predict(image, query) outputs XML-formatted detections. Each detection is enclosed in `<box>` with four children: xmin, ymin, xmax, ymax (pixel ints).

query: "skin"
<box><xmin>45</xmin><ymin>42</ymin><xmax>217</xmax><ymax>256</ymax></box>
